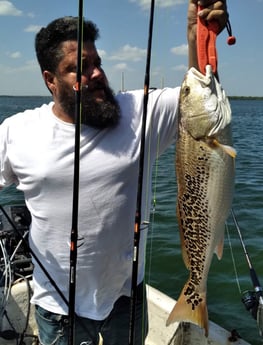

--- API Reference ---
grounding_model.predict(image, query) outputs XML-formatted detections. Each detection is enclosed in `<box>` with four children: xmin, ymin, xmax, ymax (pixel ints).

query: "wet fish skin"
<box><xmin>166</xmin><ymin>65</ymin><xmax>236</xmax><ymax>336</ymax></box>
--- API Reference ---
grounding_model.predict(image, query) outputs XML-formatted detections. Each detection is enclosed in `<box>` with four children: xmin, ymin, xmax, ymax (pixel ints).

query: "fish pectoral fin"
<box><xmin>166</xmin><ymin>284</ymin><xmax>209</xmax><ymax>337</ymax></box>
<box><xmin>210</xmin><ymin>139</ymin><xmax>237</xmax><ymax>158</ymax></box>
<box><xmin>214</xmin><ymin>233</ymin><xmax>224</xmax><ymax>260</ymax></box>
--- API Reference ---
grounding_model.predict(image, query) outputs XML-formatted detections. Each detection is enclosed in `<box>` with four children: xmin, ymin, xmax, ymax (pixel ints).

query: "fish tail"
<box><xmin>166</xmin><ymin>286</ymin><xmax>209</xmax><ymax>337</ymax></box>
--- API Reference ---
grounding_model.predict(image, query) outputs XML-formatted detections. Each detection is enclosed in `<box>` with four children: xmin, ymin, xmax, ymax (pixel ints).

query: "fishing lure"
<box><xmin>197</xmin><ymin>5</ymin><xmax>236</xmax><ymax>75</ymax></box>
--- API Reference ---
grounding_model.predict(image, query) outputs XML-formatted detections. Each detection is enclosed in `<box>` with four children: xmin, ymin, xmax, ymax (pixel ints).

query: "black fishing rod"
<box><xmin>231</xmin><ymin>209</ymin><xmax>263</xmax><ymax>337</ymax></box>
<box><xmin>129</xmin><ymin>1</ymin><xmax>155</xmax><ymax>344</ymax></box>
<box><xmin>68</xmin><ymin>1</ymin><xmax>84</xmax><ymax>344</ymax></box>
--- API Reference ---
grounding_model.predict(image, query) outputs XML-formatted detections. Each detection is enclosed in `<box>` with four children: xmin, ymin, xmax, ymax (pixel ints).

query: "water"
<box><xmin>0</xmin><ymin>96</ymin><xmax>262</xmax><ymax>344</ymax></box>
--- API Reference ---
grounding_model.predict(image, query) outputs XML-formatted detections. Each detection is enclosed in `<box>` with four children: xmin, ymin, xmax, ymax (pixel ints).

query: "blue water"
<box><xmin>0</xmin><ymin>96</ymin><xmax>262</xmax><ymax>344</ymax></box>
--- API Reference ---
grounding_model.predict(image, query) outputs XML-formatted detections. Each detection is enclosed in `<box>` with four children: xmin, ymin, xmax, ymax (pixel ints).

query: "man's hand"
<box><xmin>188</xmin><ymin>1</ymin><xmax>229</xmax><ymax>69</ymax></box>
<box><xmin>188</xmin><ymin>1</ymin><xmax>228</xmax><ymax>38</ymax></box>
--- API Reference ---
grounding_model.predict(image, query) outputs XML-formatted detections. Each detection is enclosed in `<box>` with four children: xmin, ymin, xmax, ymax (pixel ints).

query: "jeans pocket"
<box><xmin>35</xmin><ymin>305</ymin><xmax>66</xmax><ymax>345</ymax></box>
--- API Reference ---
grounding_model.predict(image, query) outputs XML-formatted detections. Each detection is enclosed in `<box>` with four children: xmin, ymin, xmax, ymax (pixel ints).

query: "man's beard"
<box><xmin>57</xmin><ymin>82</ymin><xmax>120</xmax><ymax>129</ymax></box>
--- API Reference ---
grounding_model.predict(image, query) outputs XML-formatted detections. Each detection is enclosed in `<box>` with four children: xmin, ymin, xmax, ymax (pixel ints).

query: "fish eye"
<box><xmin>183</xmin><ymin>85</ymin><xmax>190</xmax><ymax>95</ymax></box>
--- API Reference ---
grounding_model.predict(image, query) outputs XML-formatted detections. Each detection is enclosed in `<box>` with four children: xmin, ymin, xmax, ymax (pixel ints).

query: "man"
<box><xmin>0</xmin><ymin>1</ymin><xmax>228</xmax><ymax>344</ymax></box>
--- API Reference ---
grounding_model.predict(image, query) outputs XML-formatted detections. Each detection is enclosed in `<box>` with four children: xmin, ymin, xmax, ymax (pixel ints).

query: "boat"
<box><xmin>0</xmin><ymin>204</ymin><xmax>255</xmax><ymax>345</ymax></box>
<box><xmin>0</xmin><ymin>282</ymin><xmax>252</xmax><ymax>345</ymax></box>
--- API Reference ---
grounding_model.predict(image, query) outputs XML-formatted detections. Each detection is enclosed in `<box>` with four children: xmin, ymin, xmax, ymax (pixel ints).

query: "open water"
<box><xmin>0</xmin><ymin>96</ymin><xmax>262</xmax><ymax>344</ymax></box>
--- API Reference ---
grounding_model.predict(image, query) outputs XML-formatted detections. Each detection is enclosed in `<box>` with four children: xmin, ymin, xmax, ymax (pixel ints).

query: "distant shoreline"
<box><xmin>0</xmin><ymin>95</ymin><xmax>51</xmax><ymax>98</ymax></box>
<box><xmin>229</xmin><ymin>96</ymin><xmax>263</xmax><ymax>100</ymax></box>
<box><xmin>0</xmin><ymin>95</ymin><xmax>263</xmax><ymax>100</ymax></box>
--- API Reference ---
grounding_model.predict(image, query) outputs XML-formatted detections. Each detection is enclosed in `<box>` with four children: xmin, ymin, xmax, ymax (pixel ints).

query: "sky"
<box><xmin>0</xmin><ymin>0</ymin><xmax>262</xmax><ymax>97</ymax></box>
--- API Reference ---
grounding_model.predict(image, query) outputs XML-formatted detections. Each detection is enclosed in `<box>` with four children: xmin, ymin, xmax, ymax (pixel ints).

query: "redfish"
<box><xmin>167</xmin><ymin>65</ymin><xmax>236</xmax><ymax>336</ymax></box>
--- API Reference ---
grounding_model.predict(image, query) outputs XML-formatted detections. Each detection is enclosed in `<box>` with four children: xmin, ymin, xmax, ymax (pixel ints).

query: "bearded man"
<box><xmin>0</xmin><ymin>2</ymin><xmax>229</xmax><ymax>344</ymax></box>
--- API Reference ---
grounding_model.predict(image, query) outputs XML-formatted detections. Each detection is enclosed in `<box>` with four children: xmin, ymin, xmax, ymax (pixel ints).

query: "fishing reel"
<box><xmin>0</xmin><ymin>205</ymin><xmax>33</xmax><ymax>279</ymax></box>
<box><xmin>242</xmin><ymin>290</ymin><xmax>259</xmax><ymax>320</ymax></box>
<box><xmin>242</xmin><ymin>290</ymin><xmax>263</xmax><ymax>337</ymax></box>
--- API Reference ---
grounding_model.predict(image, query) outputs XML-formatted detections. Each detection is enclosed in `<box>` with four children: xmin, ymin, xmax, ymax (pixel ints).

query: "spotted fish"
<box><xmin>166</xmin><ymin>65</ymin><xmax>236</xmax><ymax>336</ymax></box>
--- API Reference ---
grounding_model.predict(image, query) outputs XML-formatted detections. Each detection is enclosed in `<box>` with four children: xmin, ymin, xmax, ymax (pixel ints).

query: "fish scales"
<box><xmin>167</xmin><ymin>65</ymin><xmax>236</xmax><ymax>336</ymax></box>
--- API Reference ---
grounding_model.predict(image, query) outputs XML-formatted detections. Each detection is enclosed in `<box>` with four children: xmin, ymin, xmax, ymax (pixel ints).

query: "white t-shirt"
<box><xmin>0</xmin><ymin>88</ymin><xmax>179</xmax><ymax>320</ymax></box>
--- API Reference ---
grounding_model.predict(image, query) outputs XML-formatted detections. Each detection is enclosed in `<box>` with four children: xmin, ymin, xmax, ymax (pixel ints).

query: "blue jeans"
<box><xmin>35</xmin><ymin>283</ymin><xmax>148</xmax><ymax>345</ymax></box>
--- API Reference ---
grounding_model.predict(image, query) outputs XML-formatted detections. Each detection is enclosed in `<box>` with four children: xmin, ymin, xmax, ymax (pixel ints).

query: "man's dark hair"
<box><xmin>35</xmin><ymin>16</ymin><xmax>99</xmax><ymax>73</ymax></box>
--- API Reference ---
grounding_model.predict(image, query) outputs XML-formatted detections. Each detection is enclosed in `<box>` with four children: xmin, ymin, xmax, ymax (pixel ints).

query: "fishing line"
<box><xmin>146</xmin><ymin>133</ymin><xmax>160</xmax><ymax>287</ymax></box>
<box><xmin>0</xmin><ymin>206</ymin><xmax>95</xmax><ymax>343</ymax></box>
<box><xmin>0</xmin><ymin>239</ymin><xmax>37</xmax><ymax>345</ymax></box>
<box><xmin>139</xmin><ymin>91</ymin><xmax>162</xmax><ymax>345</ymax></box>
<box><xmin>231</xmin><ymin>209</ymin><xmax>262</xmax><ymax>295</ymax></box>
<box><xmin>0</xmin><ymin>205</ymin><xmax>69</xmax><ymax>308</ymax></box>
<box><xmin>0</xmin><ymin>236</ymin><xmax>12</xmax><ymax>314</ymax></box>
<box><xmin>129</xmin><ymin>0</ymin><xmax>155</xmax><ymax>344</ymax></box>
<box><xmin>68</xmin><ymin>0</ymin><xmax>84</xmax><ymax>344</ymax></box>
<box><xmin>225</xmin><ymin>221</ymin><xmax>242</xmax><ymax>294</ymax></box>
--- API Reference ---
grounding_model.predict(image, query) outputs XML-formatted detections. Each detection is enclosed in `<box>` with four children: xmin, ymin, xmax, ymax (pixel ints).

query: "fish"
<box><xmin>166</xmin><ymin>65</ymin><xmax>236</xmax><ymax>336</ymax></box>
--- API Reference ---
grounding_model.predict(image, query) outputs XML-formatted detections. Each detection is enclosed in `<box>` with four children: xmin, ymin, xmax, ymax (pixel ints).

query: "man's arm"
<box><xmin>187</xmin><ymin>0</ymin><xmax>229</xmax><ymax>70</ymax></box>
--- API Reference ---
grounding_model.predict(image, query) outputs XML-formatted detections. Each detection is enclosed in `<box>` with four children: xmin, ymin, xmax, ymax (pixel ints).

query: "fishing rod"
<box><xmin>0</xmin><ymin>203</ymin><xmax>96</xmax><ymax>342</ymax></box>
<box><xmin>0</xmin><ymin>205</ymin><xmax>69</xmax><ymax>308</ymax></box>
<box><xmin>129</xmin><ymin>1</ymin><xmax>155</xmax><ymax>344</ymax></box>
<box><xmin>68</xmin><ymin>0</ymin><xmax>84</xmax><ymax>344</ymax></box>
<box><xmin>231</xmin><ymin>209</ymin><xmax>263</xmax><ymax>337</ymax></box>
<box><xmin>0</xmin><ymin>206</ymin><xmax>96</xmax><ymax>343</ymax></box>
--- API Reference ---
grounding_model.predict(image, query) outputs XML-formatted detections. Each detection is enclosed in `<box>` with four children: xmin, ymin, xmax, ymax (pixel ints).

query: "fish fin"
<box><xmin>166</xmin><ymin>285</ymin><xmax>209</xmax><ymax>337</ymax></box>
<box><xmin>214</xmin><ymin>234</ymin><xmax>224</xmax><ymax>260</ymax></box>
<box><xmin>211</xmin><ymin>139</ymin><xmax>237</xmax><ymax>158</ymax></box>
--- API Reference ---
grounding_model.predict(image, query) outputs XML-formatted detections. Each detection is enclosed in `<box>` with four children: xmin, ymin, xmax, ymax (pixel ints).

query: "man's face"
<box><xmin>50</xmin><ymin>40</ymin><xmax>120</xmax><ymax>128</ymax></box>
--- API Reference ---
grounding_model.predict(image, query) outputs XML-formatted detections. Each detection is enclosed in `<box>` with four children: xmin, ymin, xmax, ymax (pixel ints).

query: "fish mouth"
<box><xmin>189</xmin><ymin>65</ymin><xmax>213</xmax><ymax>86</ymax></box>
<box><xmin>181</xmin><ymin>64</ymin><xmax>232</xmax><ymax>138</ymax></box>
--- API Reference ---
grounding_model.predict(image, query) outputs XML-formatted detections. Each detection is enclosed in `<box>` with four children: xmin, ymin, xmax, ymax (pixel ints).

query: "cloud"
<box><xmin>0</xmin><ymin>59</ymin><xmax>39</xmax><ymax>74</ymax></box>
<box><xmin>9</xmin><ymin>51</ymin><xmax>21</xmax><ymax>59</ymax></box>
<box><xmin>27</xmin><ymin>12</ymin><xmax>35</xmax><ymax>18</ymax></box>
<box><xmin>113</xmin><ymin>63</ymin><xmax>129</xmax><ymax>71</ymax></box>
<box><xmin>151</xmin><ymin>66</ymin><xmax>163</xmax><ymax>76</ymax></box>
<box><xmin>24</xmin><ymin>25</ymin><xmax>42</xmax><ymax>33</ymax></box>
<box><xmin>109</xmin><ymin>44</ymin><xmax>146</xmax><ymax>62</ymax></box>
<box><xmin>171</xmin><ymin>43</ymin><xmax>188</xmax><ymax>56</ymax></box>
<box><xmin>173</xmin><ymin>64</ymin><xmax>187</xmax><ymax>72</ymax></box>
<box><xmin>0</xmin><ymin>1</ymin><xmax>22</xmax><ymax>16</ymax></box>
<box><xmin>97</xmin><ymin>49</ymin><xmax>107</xmax><ymax>58</ymax></box>
<box><xmin>130</xmin><ymin>0</ymin><xmax>186</xmax><ymax>10</ymax></box>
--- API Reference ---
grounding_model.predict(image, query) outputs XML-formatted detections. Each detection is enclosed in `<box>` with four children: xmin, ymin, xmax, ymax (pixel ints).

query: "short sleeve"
<box><xmin>0</xmin><ymin>120</ymin><xmax>18</xmax><ymax>187</ymax></box>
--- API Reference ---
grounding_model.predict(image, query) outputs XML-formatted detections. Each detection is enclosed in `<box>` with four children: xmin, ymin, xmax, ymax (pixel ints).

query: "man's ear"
<box><xmin>43</xmin><ymin>70</ymin><xmax>56</xmax><ymax>94</ymax></box>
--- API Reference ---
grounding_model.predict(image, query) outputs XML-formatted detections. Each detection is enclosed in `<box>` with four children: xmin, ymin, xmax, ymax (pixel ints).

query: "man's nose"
<box><xmin>90</xmin><ymin>66</ymin><xmax>104</xmax><ymax>80</ymax></box>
